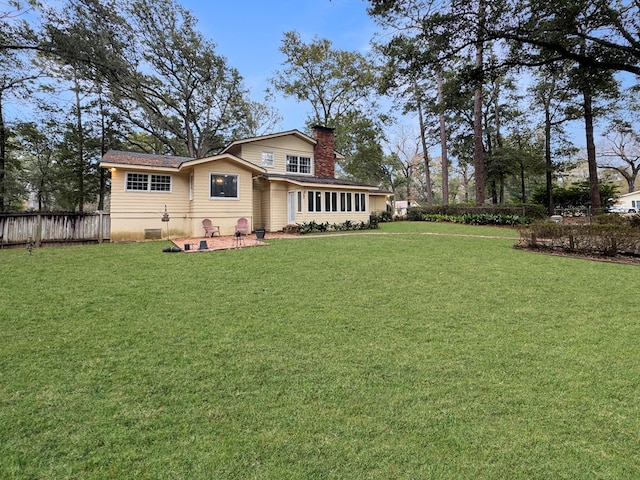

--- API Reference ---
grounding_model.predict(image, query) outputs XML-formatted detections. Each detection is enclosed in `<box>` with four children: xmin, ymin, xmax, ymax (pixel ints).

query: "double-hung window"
<box><xmin>286</xmin><ymin>155</ymin><xmax>312</xmax><ymax>174</ymax></box>
<box><xmin>126</xmin><ymin>173</ymin><xmax>172</xmax><ymax>192</ymax></box>
<box><xmin>261</xmin><ymin>151</ymin><xmax>274</xmax><ymax>167</ymax></box>
<box><xmin>210</xmin><ymin>173</ymin><xmax>239</xmax><ymax>199</ymax></box>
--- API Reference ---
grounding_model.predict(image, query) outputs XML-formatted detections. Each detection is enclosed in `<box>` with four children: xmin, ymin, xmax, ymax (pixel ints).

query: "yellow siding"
<box><xmin>369</xmin><ymin>194</ymin><xmax>390</xmax><ymax>214</ymax></box>
<box><xmin>109</xmin><ymin>159</ymin><xmax>258</xmax><ymax>239</ymax></box>
<box><xmin>267</xmin><ymin>186</ymin><xmax>378</xmax><ymax>231</ymax></box>
<box><xmin>239</xmin><ymin>137</ymin><xmax>315</xmax><ymax>175</ymax></box>
<box><xmin>252</xmin><ymin>177</ymin><xmax>270</xmax><ymax>230</ymax></box>
<box><xmin>268</xmin><ymin>182</ymin><xmax>290</xmax><ymax>231</ymax></box>
<box><xmin>189</xmin><ymin>160</ymin><xmax>255</xmax><ymax>235</ymax></box>
<box><xmin>109</xmin><ymin>168</ymin><xmax>191</xmax><ymax>239</ymax></box>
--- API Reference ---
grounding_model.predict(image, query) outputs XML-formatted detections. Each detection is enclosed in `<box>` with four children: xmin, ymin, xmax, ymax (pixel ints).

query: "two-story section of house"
<box><xmin>100</xmin><ymin>126</ymin><xmax>390</xmax><ymax>240</ymax></box>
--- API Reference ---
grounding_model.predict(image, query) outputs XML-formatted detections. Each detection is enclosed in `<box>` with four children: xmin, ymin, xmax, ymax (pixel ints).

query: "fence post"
<box><xmin>35</xmin><ymin>213</ymin><xmax>42</xmax><ymax>248</ymax></box>
<box><xmin>97</xmin><ymin>210</ymin><xmax>104</xmax><ymax>244</ymax></box>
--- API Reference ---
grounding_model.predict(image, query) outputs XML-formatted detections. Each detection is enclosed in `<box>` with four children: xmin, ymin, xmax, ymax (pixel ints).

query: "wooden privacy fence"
<box><xmin>0</xmin><ymin>212</ymin><xmax>110</xmax><ymax>248</ymax></box>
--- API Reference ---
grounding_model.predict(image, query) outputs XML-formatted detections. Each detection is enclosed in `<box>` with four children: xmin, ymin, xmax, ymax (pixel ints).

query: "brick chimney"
<box><xmin>313</xmin><ymin>125</ymin><xmax>335</xmax><ymax>178</ymax></box>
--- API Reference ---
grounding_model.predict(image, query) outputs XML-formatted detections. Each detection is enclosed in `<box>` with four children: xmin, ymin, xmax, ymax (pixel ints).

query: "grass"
<box><xmin>1</xmin><ymin>222</ymin><xmax>639</xmax><ymax>479</ymax></box>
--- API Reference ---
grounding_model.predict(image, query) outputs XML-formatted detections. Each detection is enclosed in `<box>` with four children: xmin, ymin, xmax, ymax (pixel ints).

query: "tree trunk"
<box><xmin>0</xmin><ymin>94</ymin><xmax>5</xmax><ymax>212</ymax></box>
<box><xmin>583</xmin><ymin>87</ymin><xmax>601</xmax><ymax>212</ymax></box>
<box><xmin>520</xmin><ymin>157</ymin><xmax>526</xmax><ymax>203</ymax></box>
<box><xmin>544</xmin><ymin>100</ymin><xmax>554</xmax><ymax>215</ymax></box>
<box><xmin>436</xmin><ymin>69</ymin><xmax>449</xmax><ymax>205</ymax></box>
<box><xmin>74</xmin><ymin>80</ymin><xmax>85</xmax><ymax>213</ymax></box>
<box><xmin>98</xmin><ymin>94</ymin><xmax>106</xmax><ymax>211</ymax></box>
<box><xmin>473</xmin><ymin>0</ymin><xmax>486</xmax><ymax>205</ymax></box>
<box><xmin>415</xmin><ymin>80</ymin><xmax>433</xmax><ymax>204</ymax></box>
<box><xmin>406</xmin><ymin>165</ymin><xmax>413</xmax><ymax>207</ymax></box>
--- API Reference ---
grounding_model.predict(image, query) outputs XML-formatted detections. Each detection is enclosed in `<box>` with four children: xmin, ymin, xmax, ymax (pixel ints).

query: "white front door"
<box><xmin>288</xmin><ymin>191</ymin><xmax>296</xmax><ymax>224</ymax></box>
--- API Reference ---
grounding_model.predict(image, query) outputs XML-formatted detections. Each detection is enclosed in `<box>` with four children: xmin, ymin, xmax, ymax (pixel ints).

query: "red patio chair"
<box><xmin>235</xmin><ymin>217</ymin><xmax>249</xmax><ymax>236</ymax></box>
<box><xmin>202</xmin><ymin>218</ymin><xmax>220</xmax><ymax>237</ymax></box>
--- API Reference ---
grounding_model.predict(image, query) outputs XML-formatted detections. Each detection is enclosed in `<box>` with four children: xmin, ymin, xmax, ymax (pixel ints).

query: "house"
<box><xmin>100</xmin><ymin>126</ymin><xmax>390</xmax><ymax>240</ymax></box>
<box><xmin>614</xmin><ymin>190</ymin><xmax>640</xmax><ymax>212</ymax></box>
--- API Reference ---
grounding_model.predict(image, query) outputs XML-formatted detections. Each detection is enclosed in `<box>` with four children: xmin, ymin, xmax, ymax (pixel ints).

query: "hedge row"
<box><xmin>518</xmin><ymin>215</ymin><xmax>640</xmax><ymax>257</ymax></box>
<box><xmin>418</xmin><ymin>213</ymin><xmax>531</xmax><ymax>226</ymax></box>
<box><xmin>406</xmin><ymin>204</ymin><xmax>547</xmax><ymax>220</ymax></box>
<box><xmin>295</xmin><ymin>218</ymin><xmax>380</xmax><ymax>234</ymax></box>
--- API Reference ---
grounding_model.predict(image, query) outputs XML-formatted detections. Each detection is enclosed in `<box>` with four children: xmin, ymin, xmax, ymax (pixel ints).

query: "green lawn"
<box><xmin>1</xmin><ymin>222</ymin><xmax>639</xmax><ymax>479</ymax></box>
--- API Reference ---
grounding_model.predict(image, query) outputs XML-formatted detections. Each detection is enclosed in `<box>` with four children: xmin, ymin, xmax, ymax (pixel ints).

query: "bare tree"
<box><xmin>386</xmin><ymin>127</ymin><xmax>424</xmax><ymax>205</ymax></box>
<box><xmin>599</xmin><ymin>125</ymin><xmax>640</xmax><ymax>193</ymax></box>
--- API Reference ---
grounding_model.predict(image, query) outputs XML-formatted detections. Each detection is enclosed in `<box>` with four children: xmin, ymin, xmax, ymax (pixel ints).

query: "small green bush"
<box><xmin>377</xmin><ymin>211</ymin><xmax>393</xmax><ymax>222</ymax></box>
<box><xmin>282</xmin><ymin>224</ymin><xmax>300</xmax><ymax>234</ymax></box>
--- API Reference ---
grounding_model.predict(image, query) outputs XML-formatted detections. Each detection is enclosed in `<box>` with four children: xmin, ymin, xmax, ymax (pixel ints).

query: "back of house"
<box><xmin>100</xmin><ymin>126</ymin><xmax>390</xmax><ymax>240</ymax></box>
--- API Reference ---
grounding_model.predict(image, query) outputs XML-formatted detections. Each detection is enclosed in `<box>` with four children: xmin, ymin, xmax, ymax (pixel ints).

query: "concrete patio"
<box><xmin>171</xmin><ymin>232</ymin><xmax>295</xmax><ymax>252</ymax></box>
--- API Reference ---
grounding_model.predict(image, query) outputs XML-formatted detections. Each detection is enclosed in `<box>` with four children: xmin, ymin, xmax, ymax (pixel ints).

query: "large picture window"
<box><xmin>210</xmin><ymin>173</ymin><xmax>238</xmax><ymax>199</ymax></box>
<box><xmin>286</xmin><ymin>155</ymin><xmax>311</xmax><ymax>174</ymax></box>
<box><xmin>126</xmin><ymin>173</ymin><xmax>172</xmax><ymax>192</ymax></box>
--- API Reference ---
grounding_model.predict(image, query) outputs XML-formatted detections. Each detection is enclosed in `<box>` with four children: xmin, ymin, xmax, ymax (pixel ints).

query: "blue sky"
<box><xmin>180</xmin><ymin>0</ymin><xmax>380</xmax><ymax>131</ymax></box>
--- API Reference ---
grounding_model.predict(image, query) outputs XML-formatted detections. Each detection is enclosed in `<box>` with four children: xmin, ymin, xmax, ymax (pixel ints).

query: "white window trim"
<box><xmin>286</xmin><ymin>154</ymin><xmax>313</xmax><ymax>174</ymax></box>
<box><xmin>308</xmin><ymin>190</ymin><xmax>322</xmax><ymax>212</ymax></box>
<box><xmin>125</xmin><ymin>172</ymin><xmax>172</xmax><ymax>193</ymax></box>
<box><xmin>324</xmin><ymin>191</ymin><xmax>338</xmax><ymax>212</ymax></box>
<box><xmin>354</xmin><ymin>192</ymin><xmax>366</xmax><ymax>212</ymax></box>
<box><xmin>261</xmin><ymin>151</ymin><xmax>274</xmax><ymax>168</ymax></box>
<box><xmin>209</xmin><ymin>172</ymin><xmax>240</xmax><ymax>200</ymax></box>
<box><xmin>340</xmin><ymin>192</ymin><xmax>352</xmax><ymax>212</ymax></box>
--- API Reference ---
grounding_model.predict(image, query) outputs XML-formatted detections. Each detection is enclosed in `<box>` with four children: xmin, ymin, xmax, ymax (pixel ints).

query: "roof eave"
<box><xmin>264</xmin><ymin>175</ymin><xmax>381</xmax><ymax>190</ymax></box>
<box><xmin>100</xmin><ymin>161</ymin><xmax>180</xmax><ymax>172</ymax></box>
<box><xmin>220</xmin><ymin>129</ymin><xmax>315</xmax><ymax>154</ymax></box>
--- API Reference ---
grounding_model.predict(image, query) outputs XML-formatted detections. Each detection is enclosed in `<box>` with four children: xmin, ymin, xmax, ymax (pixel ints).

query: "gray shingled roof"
<box><xmin>101</xmin><ymin>150</ymin><xmax>193</xmax><ymax>168</ymax></box>
<box><xmin>263</xmin><ymin>173</ymin><xmax>381</xmax><ymax>189</ymax></box>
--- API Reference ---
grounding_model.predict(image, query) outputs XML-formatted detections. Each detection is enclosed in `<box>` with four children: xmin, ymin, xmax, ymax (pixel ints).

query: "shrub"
<box><xmin>530</xmin><ymin>181</ymin><xmax>618</xmax><ymax>211</ymax></box>
<box><xmin>377</xmin><ymin>211</ymin><xmax>393</xmax><ymax>223</ymax></box>
<box><xmin>627</xmin><ymin>214</ymin><xmax>640</xmax><ymax>228</ymax></box>
<box><xmin>518</xmin><ymin>220</ymin><xmax>640</xmax><ymax>257</ymax></box>
<box><xmin>593</xmin><ymin>214</ymin><xmax>627</xmax><ymax>226</ymax></box>
<box><xmin>408</xmin><ymin>204</ymin><xmax>544</xmax><ymax>221</ymax></box>
<box><xmin>415</xmin><ymin>210</ymin><xmax>532</xmax><ymax>226</ymax></box>
<box><xmin>407</xmin><ymin>204</ymin><xmax>546</xmax><ymax>226</ymax></box>
<box><xmin>282</xmin><ymin>224</ymin><xmax>300</xmax><ymax>234</ymax></box>
<box><xmin>298</xmin><ymin>219</ymin><xmax>379</xmax><ymax>234</ymax></box>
